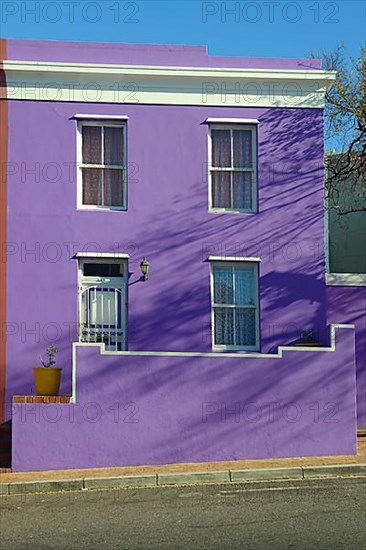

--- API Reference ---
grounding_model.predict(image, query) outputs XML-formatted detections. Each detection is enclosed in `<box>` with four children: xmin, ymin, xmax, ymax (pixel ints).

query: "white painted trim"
<box><xmin>205</xmin><ymin>118</ymin><xmax>260</xmax><ymax>124</ymax></box>
<box><xmin>71</xmin><ymin>343</ymin><xmax>77</xmax><ymax>404</ymax></box>
<box><xmin>76</xmin><ymin>120</ymin><xmax>127</xmax><ymax>211</ymax></box>
<box><xmin>325</xmin><ymin>196</ymin><xmax>330</xmax><ymax>274</ymax></box>
<box><xmin>77</xmin><ymin>323</ymin><xmax>353</xmax><ymax>358</ymax></box>
<box><xmin>209</xmin><ymin>260</ymin><xmax>260</xmax><ymax>352</ymax></box>
<box><xmin>70</xmin><ymin>324</ymin><xmax>355</xmax><ymax>402</ymax></box>
<box><xmin>208</xmin><ymin>124</ymin><xmax>257</xmax><ymax>213</ymax></box>
<box><xmin>74</xmin><ymin>114</ymin><xmax>129</xmax><ymax>120</ymax></box>
<box><xmin>77</xmin><ymin>205</ymin><xmax>128</xmax><ymax>212</ymax></box>
<box><xmin>3</xmin><ymin>60</ymin><xmax>337</xmax><ymax>81</ymax></box>
<box><xmin>208</xmin><ymin>256</ymin><xmax>261</xmax><ymax>263</ymax></box>
<box><xmin>209</xmin><ymin>209</ymin><xmax>256</xmax><ymax>216</ymax></box>
<box><xmin>4</xmin><ymin>60</ymin><xmax>336</xmax><ymax>108</ymax></box>
<box><xmin>326</xmin><ymin>273</ymin><xmax>366</xmax><ymax>287</ymax></box>
<box><xmin>77</xmin><ymin>257</ymin><xmax>128</xmax><ymax>353</ymax></box>
<box><xmin>76</xmin><ymin>252</ymin><xmax>130</xmax><ymax>259</ymax></box>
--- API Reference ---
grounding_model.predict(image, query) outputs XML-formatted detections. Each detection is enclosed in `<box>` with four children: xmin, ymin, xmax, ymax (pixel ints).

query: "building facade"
<box><xmin>0</xmin><ymin>40</ymin><xmax>363</xmax><ymax>471</ymax></box>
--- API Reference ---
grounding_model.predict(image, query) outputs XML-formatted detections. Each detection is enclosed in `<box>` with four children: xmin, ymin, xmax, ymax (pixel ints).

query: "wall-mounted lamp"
<box><xmin>140</xmin><ymin>257</ymin><xmax>150</xmax><ymax>281</ymax></box>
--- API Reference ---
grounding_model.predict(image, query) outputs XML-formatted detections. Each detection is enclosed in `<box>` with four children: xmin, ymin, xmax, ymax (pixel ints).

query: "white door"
<box><xmin>79</xmin><ymin>260</ymin><xmax>127</xmax><ymax>351</ymax></box>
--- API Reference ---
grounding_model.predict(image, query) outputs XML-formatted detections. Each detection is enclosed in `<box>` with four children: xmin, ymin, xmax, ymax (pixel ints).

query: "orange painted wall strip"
<box><xmin>0</xmin><ymin>39</ymin><xmax>8</xmax><ymax>423</ymax></box>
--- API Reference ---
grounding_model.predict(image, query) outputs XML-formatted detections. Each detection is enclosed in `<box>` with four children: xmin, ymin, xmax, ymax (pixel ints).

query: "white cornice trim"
<box><xmin>208</xmin><ymin>256</ymin><xmax>262</xmax><ymax>262</ymax></box>
<box><xmin>3</xmin><ymin>60</ymin><xmax>337</xmax><ymax>80</ymax></box>
<box><xmin>3</xmin><ymin>59</ymin><xmax>336</xmax><ymax>108</ymax></box>
<box><xmin>205</xmin><ymin>117</ymin><xmax>259</xmax><ymax>124</ymax></box>
<box><xmin>326</xmin><ymin>273</ymin><xmax>366</xmax><ymax>286</ymax></box>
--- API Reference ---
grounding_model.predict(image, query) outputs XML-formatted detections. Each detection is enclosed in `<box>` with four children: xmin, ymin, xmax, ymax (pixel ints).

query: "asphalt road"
<box><xmin>1</xmin><ymin>478</ymin><xmax>365</xmax><ymax>550</ymax></box>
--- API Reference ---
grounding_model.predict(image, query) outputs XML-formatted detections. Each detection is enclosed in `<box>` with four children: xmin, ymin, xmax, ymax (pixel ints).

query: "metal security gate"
<box><xmin>79</xmin><ymin>286</ymin><xmax>124</xmax><ymax>351</ymax></box>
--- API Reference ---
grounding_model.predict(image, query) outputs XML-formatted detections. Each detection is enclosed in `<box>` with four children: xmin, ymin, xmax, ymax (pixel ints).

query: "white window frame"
<box><xmin>210</xmin><ymin>260</ymin><xmax>260</xmax><ymax>351</ymax></box>
<box><xmin>77</xmin><ymin>120</ymin><xmax>127</xmax><ymax>211</ymax></box>
<box><xmin>78</xmin><ymin>257</ymin><xmax>128</xmax><ymax>350</ymax></box>
<box><xmin>208</xmin><ymin>124</ymin><xmax>257</xmax><ymax>214</ymax></box>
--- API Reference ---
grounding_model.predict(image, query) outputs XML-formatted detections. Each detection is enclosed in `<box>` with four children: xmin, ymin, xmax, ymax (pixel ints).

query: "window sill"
<box><xmin>212</xmin><ymin>346</ymin><xmax>260</xmax><ymax>352</ymax></box>
<box><xmin>77</xmin><ymin>206</ymin><xmax>128</xmax><ymax>212</ymax></box>
<box><xmin>326</xmin><ymin>273</ymin><xmax>366</xmax><ymax>287</ymax></box>
<box><xmin>209</xmin><ymin>208</ymin><xmax>257</xmax><ymax>215</ymax></box>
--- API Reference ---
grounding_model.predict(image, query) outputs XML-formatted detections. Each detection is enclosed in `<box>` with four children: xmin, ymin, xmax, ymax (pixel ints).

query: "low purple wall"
<box><xmin>12</xmin><ymin>326</ymin><xmax>357</xmax><ymax>472</ymax></box>
<box><xmin>327</xmin><ymin>286</ymin><xmax>366</xmax><ymax>428</ymax></box>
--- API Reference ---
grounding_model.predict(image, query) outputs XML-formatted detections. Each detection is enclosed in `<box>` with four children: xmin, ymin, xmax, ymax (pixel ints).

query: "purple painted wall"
<box><xmin>4</xmin><ymin>41</ymin><xmax>330</xmax><ymax>435</ymax></box>
<box><xmin>11</xmin><ymin>326</ymin><xmax>356</xmax><ymax>472</ymax></box>
<box><xmin>6</xmin><ymin>39</ymin><xmax>322</xmax><ymax>69</ymax></box>
<box><xmin>5</xmin><ymin>100</ymin><xmax>326</xmax><ymax>404</ymax></box>
<box><xmin>327</xmin><ymin>286</ymin><xmax>366</xmax><ymax>428</ymax></box>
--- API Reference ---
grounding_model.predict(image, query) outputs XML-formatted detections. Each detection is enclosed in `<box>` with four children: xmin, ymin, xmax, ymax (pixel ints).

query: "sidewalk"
<box><xmin>1</xmin><ymin>436</ymin><xmax>365</xmax><ymax>495</ymax></box>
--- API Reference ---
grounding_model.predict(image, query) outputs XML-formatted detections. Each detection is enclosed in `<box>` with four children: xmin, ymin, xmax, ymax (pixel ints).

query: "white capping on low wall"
<box><xmin>70</xmin><ymin>324</ymin><xmax>355</xmax><ymax>403</ymax></box>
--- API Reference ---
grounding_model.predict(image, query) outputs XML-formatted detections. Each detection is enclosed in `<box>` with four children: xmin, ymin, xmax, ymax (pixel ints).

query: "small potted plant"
<box><xmin>33</xmin><ymin>345</ymin><xmax>62</xmax><ymax>396</ymax></box>
<box><xmin>298</xmin><ymin>328</ymin><xmax>320</xmax><ymax>347</ymax></box>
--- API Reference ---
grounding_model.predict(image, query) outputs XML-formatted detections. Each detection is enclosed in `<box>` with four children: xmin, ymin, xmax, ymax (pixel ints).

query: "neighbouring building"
<box><xmin>325</xmin><ymin>151</ymin><xmax>366</xmax><ymax>434</ymax></box>
<box><xmin>0</xmin><ymin>39</ymin><xmax>363</xmax><ymax>472</ymax></box>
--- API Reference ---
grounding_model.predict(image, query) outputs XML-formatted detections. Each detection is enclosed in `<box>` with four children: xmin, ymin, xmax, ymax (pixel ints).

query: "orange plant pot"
<box><xmin>33</xmin><ymin>368</ymin><xmax>62</xmax><ymax>396</ymax></box>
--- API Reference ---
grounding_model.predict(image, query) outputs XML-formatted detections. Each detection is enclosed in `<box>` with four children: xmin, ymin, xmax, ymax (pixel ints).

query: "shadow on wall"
<box><xmin>126</xmin><ymin>108</ymin><xmax>326</xmax><ymax>352</ymax></box>
<box><xmin>12</xmin><ymin>326</ymin><xmax>354</xmax><ymax>472</ymax></box>
<box><xmin>327</xmin><ymin>286</ymin><xmax>366</xmax><ymax>428</ymax></box>
<box><xmin>7</xmin><ymin>108</ymin><xmax>327</xmax><ymax>401</ymax></box>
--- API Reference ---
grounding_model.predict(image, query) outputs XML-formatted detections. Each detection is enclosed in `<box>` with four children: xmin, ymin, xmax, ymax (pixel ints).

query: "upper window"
<box><xmin>209</xmin><ymin>125</ymin><xmax>257</xmax><ymax>213</ymax></box>
<box><xmin>211</xmin><ymin>261</ymin><xmax>259</xmax><ymax>350</ymax></box>
<box><xmin>78</xmin><ymin>122</ymin><xmax>127</xmax><ymax>210</ymax></box>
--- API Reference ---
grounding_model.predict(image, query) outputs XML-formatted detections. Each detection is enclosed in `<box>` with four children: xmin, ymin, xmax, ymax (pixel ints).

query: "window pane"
<box><xmin>212</xmin><ymin>171</ymin><xmax>231</xmax><ymax>209</ymax></box>
<box><xmin>213</xmin><ymin>266</ymin><xmax>233</xmax><ymax>304</ymax></box>
<box><xmin>211</xmin><ymin>130</ymin><xmax>231</xmax><ymax>168</ymax></box>
<box><xmin>233</xmin><ymin>172</ymin><xmax>252</xmax><ymax>210</ymax></box>
<box><xmin>214</xmin><ymin>307</ymin><xmax>234</xmax><ymax>345</ymax></box>
<box><xmin>234</xmin><ymin>267</ymin><xmax>255</xmax><ymax>305</ymax></box>
<box><xmin>235</xmin><ymin>308</ymin><xmax>256</xmax><ymax>346</ymax></box>
<box><xmin>83</xmin><ymin>263</ymin><xmax>124</xmax><ymax>277</ymax></box>
<box><xmin>233</xmin><ymin>130</ymin><xmax>252</xmax><ymax>168</ymax></box>
<box><xmin>104</xmin><ymin>126</ymin><xmax>124</xmax><ymax>166</ymax></box>
<box><xmin>82</xmin><ymin>168</ymin><xmax>102</xmax><ymax>205</ymax></box>
<box><xmin>103</xmin><ymin>169</ymin><xmax>124</xmax><ymax>207</ymax></box>
<box><xmin>82</xmin><ymin>126</ymin><xmax>102</xmax><ymax>164</ymax></box>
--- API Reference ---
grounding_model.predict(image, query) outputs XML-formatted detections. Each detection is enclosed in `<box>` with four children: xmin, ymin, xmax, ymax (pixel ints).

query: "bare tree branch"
<box><xmin>312</xmin><ymin>45</ymin><xmax>366</xmax><ymax>214</ymax></box>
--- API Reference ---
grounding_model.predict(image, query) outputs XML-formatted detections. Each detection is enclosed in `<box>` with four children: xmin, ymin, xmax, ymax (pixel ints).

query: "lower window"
<box><xmin>211</xmin><ymin>261</ymin><xmax>259</xmax><ymax>350</ymax></box>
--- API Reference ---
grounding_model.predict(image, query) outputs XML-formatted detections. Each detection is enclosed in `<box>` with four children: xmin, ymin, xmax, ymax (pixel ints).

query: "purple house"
<box><xmin>0</xmin><ymin>39</ymin><xmax>364</xmax><ymax>472</ymax></box>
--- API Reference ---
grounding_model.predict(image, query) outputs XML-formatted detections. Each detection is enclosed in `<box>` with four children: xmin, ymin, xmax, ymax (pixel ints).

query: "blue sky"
<box><xmin>1</xmin><ymin>0</ymin><xmax>365</xmax><ymax>61</ymax></box>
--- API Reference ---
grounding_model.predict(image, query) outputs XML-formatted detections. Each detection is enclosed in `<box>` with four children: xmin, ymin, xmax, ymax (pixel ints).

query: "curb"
<box><xmin>84</xmin><ymin>474</ymin><xmax>157</xmax><ymax>490</ymax></box>
<box><xmin>1</xmin><ymin>464</ymin><xmax>365</xmax><ymax>496</ymax></box>
<box><xmin>7</xmin><ymin>479</ymin><xmax>83</xmax><ymax>495</ymax></box>
<box><xmin>158</xmin><ymin>471</ymin><xmax>230</xmax><ymax>486</ymax></box>
<box><xmin>230</xmin><ymin>467</ymin><xmax>303</xmax><ymax>482</ymax></box>
<box><xmin>302</xmin><ymin>464</ymin><xmax>366</xmax><ymax>479</ymax></box>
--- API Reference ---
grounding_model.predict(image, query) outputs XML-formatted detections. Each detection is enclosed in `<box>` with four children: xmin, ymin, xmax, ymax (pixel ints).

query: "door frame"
<box><xmin>77</xmin><ymin>257</ymin><xmax>128</xmax><ymax>350</ymax></box>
